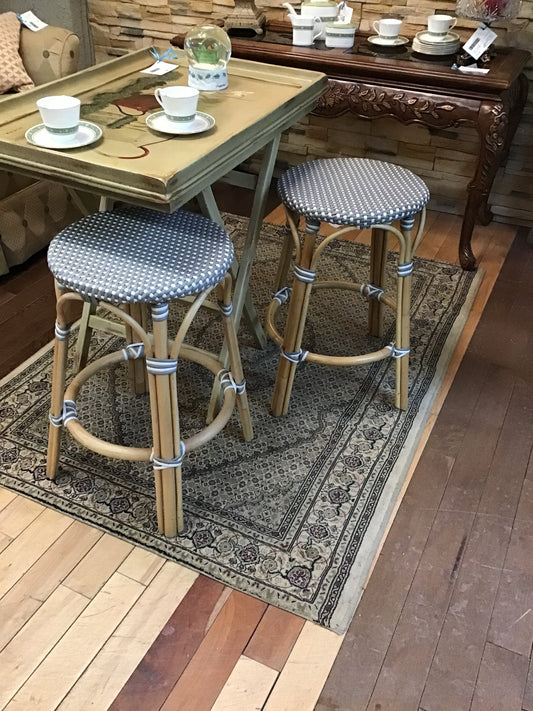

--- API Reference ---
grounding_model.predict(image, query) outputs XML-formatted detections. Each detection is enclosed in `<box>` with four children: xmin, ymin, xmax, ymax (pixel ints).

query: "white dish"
<box><xmin>412</xmin><ymin>37</ymin><xmax>460</xmax><ymax>55</ymax></box>
<box><xmin>25</xmin><ymin>121</ymin><xmax>102</xmax><ymax>150</ymax></box>
<box><xmin>367</xmin><ymin>35</ymin><xmax>409</xmax><ymax>47</ymax></box>
<box><xmin>146</xmin><ymin>110</ymin><xmax>215</xmax><ymax>135</ymax></box>
<box><xmin>416</xmin><ymin>30</ymin><xmax>460</xmax><ymax>44</ymax></box>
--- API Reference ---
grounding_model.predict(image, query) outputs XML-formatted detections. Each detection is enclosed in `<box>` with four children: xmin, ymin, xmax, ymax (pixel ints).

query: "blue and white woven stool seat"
<box><xmin>46</xmin><ymin>206</ymin><xmax>252</xmax><ymax>539</ymax></box>
<box><xmin>267</xmin><ymin>157</ymin><xmax>430</xmax><ymax>416</ymax></box>
<box><xmin>277</xmin><ymin>157</ymin><xmax>430</xmax><ymax>228</ymax></box>
<box><xmin>47</xmin><ymin>206</ymin><xmax>234</xmax><ymax>303</ymax></box>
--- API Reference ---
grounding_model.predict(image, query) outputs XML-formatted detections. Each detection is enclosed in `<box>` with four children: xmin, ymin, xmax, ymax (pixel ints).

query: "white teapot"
<box><xmin>300</xmin><ymin>0</ymin><xmax>343</xmax><ymax>39</ymax></box>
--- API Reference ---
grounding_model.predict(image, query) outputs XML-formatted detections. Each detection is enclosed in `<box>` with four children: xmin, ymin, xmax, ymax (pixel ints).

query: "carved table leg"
<box><xmin>460</xmin><ymin>99</ymin><xmax>508</xmax><ymax>270</ymax></box>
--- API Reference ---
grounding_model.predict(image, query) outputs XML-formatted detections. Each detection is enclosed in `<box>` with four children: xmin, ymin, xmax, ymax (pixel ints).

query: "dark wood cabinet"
<box><xmin>175</xmin><ymin>24</ymin><xmax>530</xmax><ymax>269</ymax></box>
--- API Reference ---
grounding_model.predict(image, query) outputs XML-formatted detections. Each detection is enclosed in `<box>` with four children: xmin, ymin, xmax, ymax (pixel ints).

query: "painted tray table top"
<box><xmin>0</xmin><ymin>48</ymin><xmax>327</xmax><ymax>210</ymax></box>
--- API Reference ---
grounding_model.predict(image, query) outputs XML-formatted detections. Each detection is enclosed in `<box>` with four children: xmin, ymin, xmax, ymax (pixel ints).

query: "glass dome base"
<box><xmin>188</xmin><ymin>66</ymin><xmax>228</xmax><ymax>91</ymax></box>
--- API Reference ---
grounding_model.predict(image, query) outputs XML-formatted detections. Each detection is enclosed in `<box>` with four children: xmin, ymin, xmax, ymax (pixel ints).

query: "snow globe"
<box><xmin>184</xmin><ymin>25</ymin><xmax>232</xmax><ymax>91</ymax></box>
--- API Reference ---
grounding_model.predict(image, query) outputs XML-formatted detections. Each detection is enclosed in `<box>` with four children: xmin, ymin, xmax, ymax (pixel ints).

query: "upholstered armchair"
<box><xmin>0</xmin><ymin>15</ymin><xmax>84</xmax><ymax>275</ymax></box>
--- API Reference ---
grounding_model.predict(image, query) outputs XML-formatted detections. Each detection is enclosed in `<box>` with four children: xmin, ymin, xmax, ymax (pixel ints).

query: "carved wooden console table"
<box><xmin>175</xmin><ymin>25</ymin><xmax>530</xmax><ymax>270</ymax></box>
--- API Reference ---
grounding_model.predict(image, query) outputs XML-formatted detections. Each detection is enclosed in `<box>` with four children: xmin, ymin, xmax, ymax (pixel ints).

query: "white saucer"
<box><xmin>416</xmin><ymin>30</ymin><xmax>460</xmax><ymax>44</ymax></box>
<box><xmin>25</xmin><ymin>121</ymin><xmax>102</xmax><ymax>150</ymax></box>
<box><xmin>146</xmin><ymin>111</ymin><xmax>215</xmax><ymax>135</ymax></box>
<box><xmin>368</xmin><ymin>35</ymin><xmax>409</xmax><ymax>47</ymax></box>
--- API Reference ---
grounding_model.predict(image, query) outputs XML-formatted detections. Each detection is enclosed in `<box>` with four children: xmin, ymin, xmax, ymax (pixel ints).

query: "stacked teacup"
<box><xmin>427</xmin><ymin>14</ymin><xmax>456</xmax><ymax>38</ymax></box>
<box><xmin>412</xmin><ymin>14</ymin><xmax>460</xmax><ymax>55</ymax></box>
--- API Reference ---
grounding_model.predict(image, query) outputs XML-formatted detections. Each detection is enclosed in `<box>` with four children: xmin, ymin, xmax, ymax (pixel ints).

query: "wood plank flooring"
<box><xmin>0</xmin><ymin>184</ymin><xmax>529</xmax><ymax>709</ymax></box>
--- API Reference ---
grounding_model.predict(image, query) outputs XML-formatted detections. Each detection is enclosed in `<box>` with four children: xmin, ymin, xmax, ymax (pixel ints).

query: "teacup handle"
<box><xmin>313</xmin><ymin>16</ymin><xmax>322</xmax><ymax>40</ymax></box>
<box><xmin>448</xmin><ymin>17</ymin><xmax>457</xmax><ymax>29</ymax></box>
<box><xmin>154</xmin><ymin>88</ymin><xmax>165</xmax><ymax>108</ymax></box>
<box><xmin>372</xmin><ymin>20</ymin><xmax>380</xmax><ymax>34</ymax></box>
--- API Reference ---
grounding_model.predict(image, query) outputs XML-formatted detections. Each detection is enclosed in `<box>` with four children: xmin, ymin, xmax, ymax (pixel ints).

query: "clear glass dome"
<box><xmin>184</xmin><ymin>25</ymin><xmax>232</xmax><ymax>91</ymax></box>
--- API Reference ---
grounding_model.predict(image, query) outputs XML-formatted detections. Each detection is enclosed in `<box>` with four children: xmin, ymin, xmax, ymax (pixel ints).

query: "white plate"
<box><xmin>412</xmin><ymin>37</ymin><xmax>460</xmax><ymax>55</ymax></box>
<box><xmin>367</xmin><ymin>35</ymin><xmax>409</xmax><ymax>47</ymax></box>
<box><xmin>25</xmin><ymin>121</ymin><xmax>102</xmax><ymax>150</ymax></box>
<box><xmin>416</xmin><ymin>30</ymin><xmax>460</xmax><ymax>45</ymax></box>
<box><xmin>146</xmin><ymin>111</ymin><xmax>215</xmax><ymax>135</ymax></box>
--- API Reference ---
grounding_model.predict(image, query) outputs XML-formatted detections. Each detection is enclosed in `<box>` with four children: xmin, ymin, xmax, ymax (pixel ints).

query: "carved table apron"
<box><xmin>221</xmin><ymin>27</ymin><xmax>530</xmax><ymax>270</ymax></box>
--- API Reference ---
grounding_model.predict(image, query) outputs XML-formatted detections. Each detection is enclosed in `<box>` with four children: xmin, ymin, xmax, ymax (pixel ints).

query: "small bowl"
<box><xmin>325</xmin><ymin>22</ymin><xmax>356</xmax><ymax>48</ymax></box>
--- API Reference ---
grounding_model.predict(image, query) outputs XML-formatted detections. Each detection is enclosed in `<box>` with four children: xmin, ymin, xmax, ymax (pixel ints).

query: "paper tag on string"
<box><xmin>141</xmin><ymin>61</ymin><xmax>178</xmax><ymax>76</ymax></box>
<box><xmin>17</xmin><ymin>11</ymin><xmax>48</xmax><ymax>31</ymax></box>
<box><xmin>463</xmin><ymin>24</ymin><xmax>497</xmax><ymax>60</ymax></box>
<box><xmin>338</xmin><ymin>5</ymin><xmax>354</xmax><ymax>23</ymax></box>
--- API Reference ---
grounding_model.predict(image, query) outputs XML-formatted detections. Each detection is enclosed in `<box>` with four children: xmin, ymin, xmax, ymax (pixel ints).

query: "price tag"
<box><xmin>17</xmin><ymin>11</ymin><xmax>48</xmax><ymax>32</ymax></box>
<box><xmin>462</xmin><ymin>24</ymin><xmax>497</xmax><ymax>60</ymax></box>
<box><xmin>141</xmin><ymin>61</ymin><xmax>178</xmax><ymax>76</ymax></box>
<box><xmin>338</xmin><ymin>4</ymin><xmax>354</xmax><ymax>23</ymax></box>
<box><xmin>458</xmin><ymin>65</ymin><xmax>490</xmax><ymax>74</ymax></box>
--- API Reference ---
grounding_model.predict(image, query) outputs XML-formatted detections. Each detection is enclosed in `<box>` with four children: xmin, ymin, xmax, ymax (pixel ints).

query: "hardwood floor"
<box><xmin>0</xmin><ymin>186</ymin><xmax>529</xmax><ymax>710</ymax></box>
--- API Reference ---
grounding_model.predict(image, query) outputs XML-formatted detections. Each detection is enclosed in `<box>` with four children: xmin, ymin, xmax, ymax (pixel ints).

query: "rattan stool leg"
<box><xmin>47</xmin><ymin>293</ymin><xmax>82</xmax><ymax>479</ymax></box>
<box><xmin>150</xmin><ymin>304</ymin><xmax>182</xmax><ymax>537</ymax></box>
<box><xmin>368</xmin><ymin>227</ymin><xmax>389</xmax><ymax>338</ymax></box>
<box><xmin>47</xmin><ymin>329</ymin><xmax>69</xmax><ymax>479</ymax></box>
<box><xmin>273</xmin><ymin>208</ymin><xmax>299</xmax><ymax>292</ymax></box>
<box><xmin>271</xmin><ymin>230</ymin><xmax>317</xmax><ymax>417</ymax></box>
<box><xmin>395</xmin><ymin>222</ymin><xmax>415</xmax><ymax>411</ymax></box>
<box><xmin>217</xmin><ymin>277</ymin><xmax>253</xmax><ymax>441</ymax></box>
<box><xmin>76</xmin><ymin>301</ymin><xmax>96</xmax><ymax>371</ymax></box>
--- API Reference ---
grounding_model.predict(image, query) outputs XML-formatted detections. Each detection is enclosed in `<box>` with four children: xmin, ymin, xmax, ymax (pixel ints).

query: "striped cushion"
<box><xmin>278</xmin><ymin>158</ymin><xmax>430</xmax><ymax>228</ymax></box>
<box><xmin>47</xmin><ymin>207</ymin><xmax>234</xmax><ymax>303</ymax></box>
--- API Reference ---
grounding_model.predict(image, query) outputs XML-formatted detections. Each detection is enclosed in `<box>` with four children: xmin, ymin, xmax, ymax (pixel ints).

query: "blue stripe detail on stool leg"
<box><xmin>122</xmin><ymin>342</ymin><xmax>145</xmax><ymax>360</ymax></box>
<box><xmin>281</xmin><ymin>348</ymin><xmax>309</xmax><ymax>363</ymax></box>
<box><xmin>55</xmin><ymin>322</ymin><xmax>71</xmax><ymax>341</ymax></box>
<box><xmin>397</xmin><ymin>261</ymin><xmax>413</xmax><ymax>277</ymax></box>
<box><xmin>294</xmin><ymin>265</ymin><xmax>316</xmax><ymax>283</ymax></box>
<box><xmin>151</xmin><ymin>441</ymin><xmax>186</xmax><ymax>469</ymax></box>
<box><xmin>145</xmin><ymin>357</ymin><xmax>178</xmax><ymax>375</ymax></box>
<box><xmin>218</xmin><ymin>301</ymin><xmax>233</xmax><ymax>317</ymax></box>
<box><xmin>273</xmin><ymin>287</ymin><xmax>292</xmax><ymax>304</ymax></box>
<box><xmin>151</xmin><ymin>303</ymin><xmax>169</xmax><ymax>322</ymax></box>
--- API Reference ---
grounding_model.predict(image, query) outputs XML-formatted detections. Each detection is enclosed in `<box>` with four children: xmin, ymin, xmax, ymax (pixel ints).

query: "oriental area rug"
<box><xmin>0</xmin><ymin>215</ymin><xmax>481</xmax><ymax>634</ymax></box>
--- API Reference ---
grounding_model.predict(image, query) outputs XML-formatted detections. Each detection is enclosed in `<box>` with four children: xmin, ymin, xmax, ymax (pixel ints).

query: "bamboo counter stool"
<box><xmin>265</xmin><ymin>157</ymin><xmax>430</xmax><ymax>416</ymax></box>
<box><xmin>46</xmin><ymin>206</ymin><xmax>253</xmax><ymax>538</ymax></box>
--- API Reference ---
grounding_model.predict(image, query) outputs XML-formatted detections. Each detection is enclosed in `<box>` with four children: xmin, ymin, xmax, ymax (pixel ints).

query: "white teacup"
<box><xmin>36</xmin><ymin>95</ymin><xmax>81</xmax><ymax>136</ymax></box>
<box><xmin>155</xmin><ymin>86</ymin><xmax>199</xmax><ymax>125</ymax></box>
<box><xmin>427</xmin><ymin>14</ymin><xmax>457</xmax><ymax>36</ymax></box>
<box><xmin>373</xmin><ymin>18</ymin><xmax>402</xmax><ymax>40</ymax></box>
<box><xmin>290</xmin><ymin>15</ymin><xmax>321</xmax><ymax>46</ymax></box>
